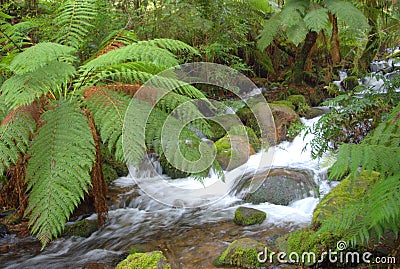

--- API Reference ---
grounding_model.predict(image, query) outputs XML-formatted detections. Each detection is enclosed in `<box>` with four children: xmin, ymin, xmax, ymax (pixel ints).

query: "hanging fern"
<box><xmin>1</xmin><ymin>61</ymin><xmax>76</xmax><ymax>109</ymax></box>
<box><xmin>0</xmin><ymin>105</ymin><xmax>37</xmax><ymax>175</ymax></box>
<box><xmin>54</xmin><ymin>0</ymin><xmax>98</xmax><ymax>48</ymax></box>
<box><xmin>303</xmin><ymin>7</ymin><xmax>329</xmax><ymax>33</ymax></box>
<box><xmin>84</xmin><ymin>87</ymin><xmax>130</xmax><ymax>161</ymax></box>
<box><xmin>25</xmin><ymin>100</ymin><xmax>95</xmax><ymax>248</ymax></box>
<box><xmin>323</xmin><ymin>0</ymin><xmax>369</xmax><ymax>31</ymax></box>
<box><xmin>9</xmin><ymin>42</ymin><xmax>76</xmax><ymax>75</ymax></box>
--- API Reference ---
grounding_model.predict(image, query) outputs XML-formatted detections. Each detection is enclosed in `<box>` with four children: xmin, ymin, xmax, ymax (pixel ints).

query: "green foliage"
<box><xmin>0</xmin><ymin>12</ymin><xmax>34</xmax><ymax>54</ymax></box>
<box><xmin>0</xmin><ymin>107</ymin><xmax>37</xmax><ymax>175</ymax></box>
<box><xmin>54</xmin><ymin>0</ymin><xmax>98</xmax><ymax>48</ymax></box>
<box><xmin>217</xmin><ymin>238</ymin><xmax>265</xmax><ymax>268</ymax></box>
<box><xmin>324</xmin><ymin>0</ymin><xmax>369</xmax><ymax>31</ymax></box>
<box><xmin>84</xmin><ymin>87</ymin><xmax>130</xmax><ymax>162</ymax></box>
<box><xmin>25</xmin><ymin>100</ymin><xmax>96</xmax><ymax>248</ymax></box>
<box><xmin>317</xmin><ymin>103</ymin><xmax>400</xmax><ymax>246</ymax></box>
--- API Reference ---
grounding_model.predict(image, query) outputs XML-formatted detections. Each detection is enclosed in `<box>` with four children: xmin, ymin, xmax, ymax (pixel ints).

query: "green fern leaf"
<box><xmin>25</xmin><ymin>100</ymin><xmax>95</xmax><ymax>248</ymax></box>
<box><xmin>84</xmin><ymin>87</ymin><xmax>130</xmax><ymax>161</ymax></box>
<box><xmin>9</xmin><ymin>42</ymin><xmax>76</xmax><ymax>75</ymax></box>
<box><xmin>303</xmin><ymin>7</ymin><xmax>329</xmax><ymax>32</ymax></box>
<box><xmin>80</xmin><ymin>43</ymin><xmax>179</xmax><ymax>75</ymax></box>
<box><xmin>324</xmin><ymin>0</ymin><xmax>369</xmax><ymax>31</ymax></box>
<box><xmin>139</xmin><ymin>38</ymin><xmax>199</xmax><ymax>55</ymax></box>
<box><xmin>257</xmin><ymin>14</ymin><xmax>281</xmax><ymax>50</ymax></box>
<box><xmin>1</xmin><ymin>61</ymin><xmax>76</xmax><ymax>109</ymax></box>
<box><xmin>98</xmin><ymin>29</ymin><xmax>138</xmax><ymax>51</ymax></box>
<box><xmin>0</xmin><ymin>105</ymin><xmax>37</xmax><ymax>175</ymax></box>
<box><xmin>286</xmin><ymin>20</ymin><xmax>308</xmax><ymax>46</ymax></box>
<box><xmin>54</xmin><ymin>0</ymin><xmax>98</xmax><ymax>48</ymax></box>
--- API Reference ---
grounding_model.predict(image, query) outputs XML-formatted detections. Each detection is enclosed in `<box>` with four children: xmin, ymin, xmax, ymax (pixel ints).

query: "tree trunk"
<box><xmin>293</xmin><ymin>31</ymin><xmax>318</xmax><ymax>85</ymax></box>
<box><xmin>329</xmin><ymin>12</ymin><xmax>341</xmax><ymax>66</ymax></box>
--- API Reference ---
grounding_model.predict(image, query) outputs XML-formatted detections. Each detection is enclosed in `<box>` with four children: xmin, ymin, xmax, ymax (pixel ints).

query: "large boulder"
<box><xmin>233</xmin><ymin>168</ymin><xmax>317</xmax><ymax>206</ymax></box>
<box><xmin>234</xmin><ymin>206</ymin><xmax>266</xmax><ymax>226</ymax></box>
<box><xmin>215</xmin><ymin>134</ymin><xmax>255</xmax><ymax>171</ymax></box>
<box><xmin>215</xmin><ymin>238</ymin><xmax>267</xmax><ymax>268</ymax></box>
<box><xmin>269</xmin><ymin>103</ymin><xmax>300</xmax><ymax>143</ymax></box>
<box><xmin>116</xmin><ymin>251</ymin><xmax>170</xmax><ymax>269</ymax></box>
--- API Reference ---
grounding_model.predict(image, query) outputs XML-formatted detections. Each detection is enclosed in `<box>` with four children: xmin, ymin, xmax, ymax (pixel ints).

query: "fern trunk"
<box><xmin>293</xmin><ymin>31</ymin><xmax>318</xmax><ymax>85</ymax></box>
<box><xmin>329</xmin><ymin>12</ymin><xmax>341</xmax><ymax>66</ymax></box>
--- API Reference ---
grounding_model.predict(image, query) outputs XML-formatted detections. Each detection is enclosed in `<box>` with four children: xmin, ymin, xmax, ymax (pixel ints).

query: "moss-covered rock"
<box><xmin>234</xmin><ymin>206</ymin><xmax>266</xmax><ymax>226</ymax></box>
<box><xmin>304</xmin><ymin>107</ymin><xmax>326</xmax><ymax>119</ymax></box>
<box><xmin>206</xmin><ymin>114</ymin><xmax>242</xmax><ymax>141</ymax></box>
<box><xmin>234</xmin><ymin>168</ymin><xmax>317</xmax><ymax>206</ymax></box>
<box><xmin>286</xmin><ymin>94</ymin><xmax>310</xmax><ymax>116</ymax></box>
<box><xmin>116</xmin><ymin>251</ymin><xmax>171</xmax><ymax>269</ymax></box>
<box><xmin>228</xmin><ymin>125</ymin><xmax>261</xmax><ymax>151</ymax></box>
<box><xmin>216</xmin><ymin>238</ymin><xmax>266</xmax><ymax>268</ymax></box>
<box><xmin>341</xmin><ymin>76</ymin><xmax>359</xmax><ymax>91</ymax></box>
<box><xmin>312</xmin><ymin>171</ymin><xmax>381</xmax><ymax>225</ymax></box>
<box><xmin>62</xmin><ymin>219</ymin><xmax>98</xmax><ymax>238</ymax></box>
<box><xmin>215</xmin><ymin>134</ymin><xmax>255</xmax><ymax>171</ymax></box>
<box><xmin>272</xmin><ymin>100</ymin><xmax>295</xmax><ymax>111</ymax></box>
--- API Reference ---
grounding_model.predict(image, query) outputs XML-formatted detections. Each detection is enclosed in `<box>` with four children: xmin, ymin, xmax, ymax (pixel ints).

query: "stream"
<box><xmin>0</xmin><ymin>115</ymin><xmax>337</xmax><ymax>269</ymax></box>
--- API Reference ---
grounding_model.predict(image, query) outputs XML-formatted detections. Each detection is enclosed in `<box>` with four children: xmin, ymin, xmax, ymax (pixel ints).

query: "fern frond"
<box><xmin>257</xmin><ymin>14</ymin><xmax>281</xmax><ymax>50</ymax></box>
<box><xmin>54</xmin><ymin>0</ymin><xmax>98</xmax><ymax>48</ymax></box>
<box><xmin>9</xmin><ymin>42</ymin><xmax>76</xmax><ymax>75</ymax></box>
<box><xmin>303</xmin><ymin>7</ymin><xmax>329</xmax><ymax>33</ymax></box>
<box><xmin>84</xmin><ymin>87</ymin><xmax>130</xmax><ymax>161</ymax></box>
<box><xmin>138</xmin><ymin>38</ymin><xmax>199</xmax><ymax>55</ymax></box>
<box><xmin>0</xmin><ymin>104</ymin><xmax>37</xmax><ymax>175</ymax></box>
<box><xmin>0</xmin><ymin>17</ymin><xmax>35</xmax><ymax>53</ymax></box>
<box><xmin>1</xmin><ymin>61</ymin><xmax>76</xmax><ymax>109</ymax></box>
<box><xmin>25</xmin><ymin>100</ymin><xmax>95</xmax><ymax>248</ymax></box>
<box><xmin>324</xmin><ymin>0</ymin><xmax>369</xmax><ymax>31</ymax></box>
<box><xmin>83</xmin><ymin>62</ymin><xmax>161</xmax><ymax>86</ymax></box>
<box><xmin>80</xmin><ymin>43</ymin><xmax>179</xmax><ymax>76</ymax></box>
<box><xmin>286</xmin><ymin>20</ymin><xmax>308</xmax><ymax>46</ymax></box>
<box><xmin>282</xmin><ymin>0</ymin><xmax>309</xmax><ymax>16</ymax></box>
<box><xmin>97</xmin><ymin>29</ymin><xmax>138</xmax><ymax>53</ymax></box>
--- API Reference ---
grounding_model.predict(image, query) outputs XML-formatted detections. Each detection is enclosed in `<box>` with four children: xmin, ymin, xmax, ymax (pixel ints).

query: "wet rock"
<box><xmin>215</xmin><ymin>238</ymin><xmax>267</xmax><ymax>268</ymax></box>
<box><xmin>234</xmin><ymin>168</ymin><xmax>317</xmax><ymax>206</ymax></box>
<box><xmin>215</xmin><ymin>134</ymin><xmax>255</xmax><ymax>171</ymax></box>
<box><xmin>206</xmin><ymin>114</ymin><xmax>241</xmax><ymax>141</ymax></box>
<box><xmin>0</xmin><ymin>223</ymin><xmax>8</xmax><ymax>238</ymax></box>
<box><xmin>116</xmin><ymin>251</ymin><xmax>171</xmax><ymax>269</ymax></box>
<box><xmin>234</xmin><ymin>206</ymin><xmax>266</xmax><ymax>226</ymax></box>
<box><xmin>269</xmin><ymin>103</ymin><xmax>300</xmax><ymax>143</ymax></box>
<box><xmin>62</xmin><ymin>219</ymin><xmax>98</xmax><ymax>238</ymax></box>
<box><xmin>304</xmin><ymin>107</ymin><xmax>326</xmax><ymax>119</ymax></box>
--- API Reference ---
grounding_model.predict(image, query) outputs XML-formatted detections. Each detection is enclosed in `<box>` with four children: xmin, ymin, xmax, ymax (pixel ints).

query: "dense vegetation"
<box><xmin>0</xmin><ymin>0</ymin><xmax>399</xmax><ymax>265</ymax></box>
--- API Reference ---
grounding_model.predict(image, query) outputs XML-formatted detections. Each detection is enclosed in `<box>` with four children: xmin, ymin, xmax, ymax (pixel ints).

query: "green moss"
<box><xmin>100</xmin><ymin>143</ymin><xmax>128</xmax><ymax>184</ymax></box>
<box><xmin>206</xmin><ymin>119</ymin><xmax>227</xmax><ymax>141</ymax></box>
<box><xmin>286</xmin><ymin>95</ymin><xmax>310</xmax><ymax>116</ymax></box>
<box><xmin>272</xmin><ymin>100</ymin><xmax>295</xmax><ymax>111</ymax></box>
<box><xmin>159</xmin><ymin>154</ymin><xmax>190</xmax><ymax>179</ymax></box>
<box><xmin>217</xmin><ymin>238</ymin><xmax>266</xmax><ymax>268</ymax></box>
<box><xmin>285</xmin><ymin>227</ymin><xmax>341</xmax><ymax>265</ymax></box>
<box><xmin>214</xmin><ymin>135</ymin><xmax>234</xmax><ymax>159</ymax></box>
<box><xmin>116</xmin><ymin>251</ymin><xmax>171</xmax><ymax>269</ymax></box>
<box><xmin>62</xmin><ymin>219</ymin><xmax>98</xmax><ymax>238</ymax></box>
<box><xmin>312</xmin><ymin>171</ymin><xmax>381</xmax><ymax>225</ymax></box>
<box><xmin>234</xmin><ymin>206</ymin><xmax>266</xmax><ymax>226</ymax></box>
<box><xmin>236</xmin><ymin>106</ymin><xmax>261</xmax><ymax>137</ymax></box>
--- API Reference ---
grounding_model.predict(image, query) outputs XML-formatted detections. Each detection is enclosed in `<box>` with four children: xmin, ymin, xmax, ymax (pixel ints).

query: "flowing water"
<box><xmin>0</xmin><ymin>116</ymin><xmax>337</xmax><ymax>269</ymax></box>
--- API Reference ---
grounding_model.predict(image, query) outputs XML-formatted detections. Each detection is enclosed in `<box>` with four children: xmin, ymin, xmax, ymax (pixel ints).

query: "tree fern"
<box><xmin>54</xmin><ymin>0</ymin><xmax>98</xmax><ymax>48</ymax></box>
<box><xmin>97</xmin><ymin>29</ymin><xmax>138</xmax><ymax>53</ymax></box>
<box><xmin>0</xmin><ymin>12</ymin><xmax>34</xmax><ymax>53</ymax></box>
<box><xmin>257</xmin><ymin>14</ymin><xmax>282</xmax><ymax>50</ymax></box>
<box><xmin>286</xmin><ymin>21</ymin><xmax>308</xmax><ymax>46</ymax></box>
<box><xmin>0</xmin><ymin>105</ymin><xmax>37</xmax><ymax>175</ymax></box>
<box><xmin>138</xmin><ymin>38</ymin><xmax>199</xmax><ymax>55</ymax></box>
<box><xmin>25</xmin><ymin>100</ymin><xmax>95</xmax><ymax>248</ymax></box>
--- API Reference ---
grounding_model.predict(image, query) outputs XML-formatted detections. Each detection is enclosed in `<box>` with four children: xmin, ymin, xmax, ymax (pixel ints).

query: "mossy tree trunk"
<box><xmin>293</xmin><ymin>31</ymin><xmax>318</xmax><ymax>85</ymax></box>
<box><xmin>329</xmin><ymin>12</ymin><xmax>341</xmax><ymax>66</ymax></box>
